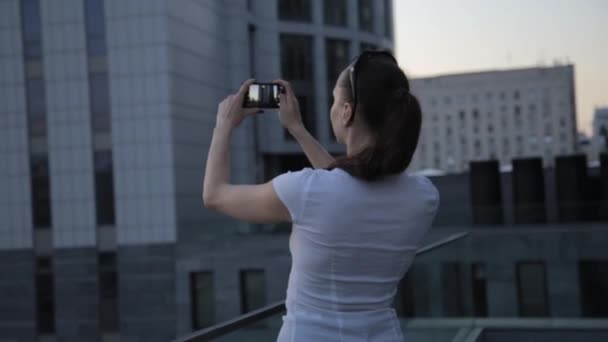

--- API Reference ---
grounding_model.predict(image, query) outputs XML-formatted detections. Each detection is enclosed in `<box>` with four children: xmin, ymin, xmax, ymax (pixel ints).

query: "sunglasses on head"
<box><xmin>348</xmin><ymin>50</ymin><xmax>398</xmax><ymax>118</ymax></box>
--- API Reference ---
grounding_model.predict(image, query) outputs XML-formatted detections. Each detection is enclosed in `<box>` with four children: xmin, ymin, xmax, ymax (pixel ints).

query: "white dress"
<box><xmin>272</xmin><ymin>168</ymin><xmax>440</xmax><ymax>341</ymax></box>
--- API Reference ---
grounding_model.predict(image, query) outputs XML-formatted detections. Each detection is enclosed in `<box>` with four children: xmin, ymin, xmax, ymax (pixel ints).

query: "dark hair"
<box><xmin>327</xmin><ymin>56</ymin><xmax>422</xmax><ymax>181</ymax></box>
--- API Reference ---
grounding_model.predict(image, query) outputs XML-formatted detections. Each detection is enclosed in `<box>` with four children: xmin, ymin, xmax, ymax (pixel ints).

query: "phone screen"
<box><xmin>243</xmin><ymin>83</ymin><xmax>282</xmax><ymax>108</ymax></box>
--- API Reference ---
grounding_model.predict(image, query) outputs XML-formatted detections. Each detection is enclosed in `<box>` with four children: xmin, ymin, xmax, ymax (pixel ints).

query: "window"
<box><xmin>283</xmin><ymin>96</ymin><xmax>315</xmax><ymax>140</ymax></box>
<box><xmin>323</xmin><ymin>0</ymin><xmax>347</xmax><ymax>26</ymax></box>
<box><xmin>514</xmin><ymin>90</ymin><xmax>520</xmax><ymax>100</ymax></box>
<box><xmin>89</xmin><ymin>72</ymin><xmax>111</xmax><ymax>133</ymax></box>
<box><xmin>326</xmin><ymin>39</ymin><xmax>350</xmax><ymax>85</ymax></box>
<box><xmin>248</xmin><ymin>25</ymin><xmax>256</xmax><ymax>77</ymax></box>
<box><xmin>579</xmin><ymin>261</ymin><xmax>608</xmax><ymax>317</ymax></box>
<box><xmin>26</xmin><ymin>78</ymin><xmax>46</xmax><ymax>115</ymax></box>
<box><xmin>99</xmin><ymin>252</ymin><xmax>119</xmax><ymax>332</ymax></box>
<box><xmin>21</xmin><ymin>0</ymin><xmax>43</xmax><ymax>60</ymax></box>
<box><xmin>84</xmin><ymin>0</ymin><xmax>107</xmax><ymax>56</ymax></box>
<box><xmin>441</xmin><ymin>263</ymin><xmax>465</xmax><ymax>316</ymax></box>
<box><xmin>94</xmin><ymin>150</ymin><xmax>115</xmax><ymax>225</ymax></box>
<box><xmin>471</xmin><ymin>263</ymin><xmax>487</xmax><ymax>317</ymax></box>
<box><xmin>326</xmin><ymin>39</ymin><xmax>350</xmax><ymax>139</ymax></box>
<box><xmin>383</xmin><ymin>0</ymin><xmax>393</xmax><ymax>38</ymax></box>
<box><xmin>394</xmin><ymin>271</ymin><xmax>415</xmax><ymax>317</ymax></box>
<box><xmin>516</xmin><ymin>262</ymin><xmax>549</xmax><ymax>317</ymax></box>
<box><xmin>278</xmin><ymin>0</ymin><xmax>312</xmax><ymax>22</ymax></box>
<box><xmin>472</xmin><ymin>109</ymin><xmax>479</xmax><ymax>120</ymax></box>
<box><xmin>240</xmin><ymin>269</ymin><xmax>266</xmax><ymax>313</ymax></box>
<box><xmin>280</xmin><ymin>34</ymin><xmax>315</xmax><ymax>139</ymax></box>
<box><xmin>35</xmin><ymin>257</ymin><xmax>55</xmax><ymax>334</ymax></box>
<box><xmin>358</xmin><ymin>0</ymin><xmax>374</xmax><ymax>32</ymax></box>
<box><xmin>190</xmin><ymin>271</ymin><xmax>215</xmax><ymax>329</ymax></box>
<box><xmin>280</xmin><ymin>34</ymin><xmax>313</xmax><ymax>81</ymax></box>
<box><xmin>31</xmin><ymin>154</ymin><xmax>51</xmax><ymax>228</ymax></box>
<box><xmin>263</xmin><ymin>154</ymin><xmax>311</xmax><ymax>182</ymax></box>
<box><xmin>25</xmin><ymin>78</ymin><xmax>47</xmax><ymax>137</ymax></box>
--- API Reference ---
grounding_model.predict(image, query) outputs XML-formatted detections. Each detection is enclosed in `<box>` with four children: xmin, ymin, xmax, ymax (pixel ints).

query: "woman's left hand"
<box><xmin>215</xmin><ymin>79</ymin><xmax>261</xmax><ymax>130</ymax></box>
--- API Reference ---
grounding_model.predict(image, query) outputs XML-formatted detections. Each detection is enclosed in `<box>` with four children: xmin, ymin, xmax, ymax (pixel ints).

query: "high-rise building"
<box><xmin>593</xmin><ymin>107</ymin><xmax>608</xmax><ymax>155</ymax></box>
<box><xmin>0</xmin><ymin>0</ymin><xmax>393</xmax><ymax>340</ymax></box>
<box><xmin>409</xmin><ymin>66</ymin><xmax>578</xmax><ymax>173</ymax></box>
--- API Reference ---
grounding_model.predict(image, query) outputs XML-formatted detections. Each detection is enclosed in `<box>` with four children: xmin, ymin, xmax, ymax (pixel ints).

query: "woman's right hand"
<box><xmin>274</xmin><ymin>79</ymin><xmax>304</xmax><ymax>133</ymax></box>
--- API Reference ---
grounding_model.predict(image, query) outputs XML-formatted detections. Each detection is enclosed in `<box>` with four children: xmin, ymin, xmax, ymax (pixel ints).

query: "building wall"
<box><xmin>410</xmin><ymin>66</ymin><xmax>578</xmax><ymax>173</ymax></box>
<box><xmin>0</xmin><ymin>0</ymin><xmax>35</xmax><ymax>250</ymax></box>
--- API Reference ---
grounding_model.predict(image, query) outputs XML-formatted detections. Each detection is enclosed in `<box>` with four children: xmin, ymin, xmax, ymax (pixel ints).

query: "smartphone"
<box><xmin>243</xmin><ymin>83</ymin><xmax>283</xmax><ymax>109</ymax></box>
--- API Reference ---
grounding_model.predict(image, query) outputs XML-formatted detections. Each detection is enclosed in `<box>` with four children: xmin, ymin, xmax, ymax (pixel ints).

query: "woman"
<box><xmin>203</xmin><ymin>51</ymin><xmax>439</xmax><ymax>341</ymax></box>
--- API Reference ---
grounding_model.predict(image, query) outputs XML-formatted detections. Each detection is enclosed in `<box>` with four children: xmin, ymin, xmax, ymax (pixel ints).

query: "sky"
<box><xmin>393</xmin><ymin>0</ymin><xmax>608</xmax><ymax>136</ymax></box>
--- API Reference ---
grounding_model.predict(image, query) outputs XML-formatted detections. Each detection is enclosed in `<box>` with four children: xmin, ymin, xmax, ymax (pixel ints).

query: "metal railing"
<box><xmin>175</xmin><ymin>231</ymin><xmax>470</xmax><ymax>342</ymax></box>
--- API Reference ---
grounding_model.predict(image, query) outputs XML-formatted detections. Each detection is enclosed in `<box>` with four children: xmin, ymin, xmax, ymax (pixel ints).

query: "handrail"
<box><xmin>175</xmin><ymin>231</ymin><xmax>470</xmax><ymax>342</ymax></box>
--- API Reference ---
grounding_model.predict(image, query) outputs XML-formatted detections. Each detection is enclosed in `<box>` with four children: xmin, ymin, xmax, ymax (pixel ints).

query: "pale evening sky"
<box><xmin>393</xmin><ymin>0</ymin><xmax>608</xmax><ymax>135</ymax></box>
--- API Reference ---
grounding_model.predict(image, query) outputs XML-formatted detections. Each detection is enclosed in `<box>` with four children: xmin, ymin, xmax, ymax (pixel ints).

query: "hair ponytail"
<box><xmin>328</xmin><ymin>59</ymin><xmax>422</xmax><ymax>181</ymax></box>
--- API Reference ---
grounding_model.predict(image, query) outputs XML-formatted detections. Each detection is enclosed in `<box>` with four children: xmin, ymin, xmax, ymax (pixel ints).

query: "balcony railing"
<box><xmin>174</xmin><ymin>231</ymin><xmax>470</xmax><ymax>342</ymax></box>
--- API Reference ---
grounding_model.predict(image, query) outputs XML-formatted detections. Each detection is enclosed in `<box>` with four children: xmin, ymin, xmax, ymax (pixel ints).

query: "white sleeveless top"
<box><xmin>272</xmin><ymin>167</ymin><xmax>440</xmax><ymax>341</ymax></box>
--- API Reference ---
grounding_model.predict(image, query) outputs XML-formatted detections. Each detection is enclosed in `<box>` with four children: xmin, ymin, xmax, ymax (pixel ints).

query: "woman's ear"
<box><xmin>342</xmin><ymin>102</ymin><xmax>354</xmax><ymax>127</ymax></box>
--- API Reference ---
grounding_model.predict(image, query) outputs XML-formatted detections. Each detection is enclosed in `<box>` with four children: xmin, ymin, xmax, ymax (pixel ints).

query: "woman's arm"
<box><xmin>203</xmin><ymin>79</ymin><xmax>291</xmax><ymax>223</ymax></box>
<box><xmin>275</xmin><ymin>79</ymin><xmax>336</xmax><ymax>169</ymax></box>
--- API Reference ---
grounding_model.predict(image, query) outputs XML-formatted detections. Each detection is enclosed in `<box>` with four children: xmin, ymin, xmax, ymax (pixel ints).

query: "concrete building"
<box><xmin>593</xmin><ymin>107</ymin><xmax>608</xmax><ymax>156</ymax></box>
<box><xmin>409</xmin><ymin>65</ymin><xmax>578</xmax><ymax>173</ymax></box>
<box><xmin>0</xmin><ymin>0</ymin><xmax>393</xmax><ymax>341</ymax></box>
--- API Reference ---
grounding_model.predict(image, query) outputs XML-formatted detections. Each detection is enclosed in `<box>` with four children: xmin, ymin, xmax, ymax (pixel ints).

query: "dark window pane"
<box><xmin>284</xmin><ymin>96</ymin><xmax>315</xmax><ymax>139</ymax></box>
<box><xmin>84</xmin><ymin>0</ymin><xmax>107</xmax><ymax>56</ymax></box>
<box><xmin>441</xmin><ymin>262</ymin><xmax>465</xmax><ymax>316</ymax></box>
<box><xmin>323</xmin><ymin>0</ymin><xmax>347</xmax><ymax>26</ymax></box>
<box><xmin>98</xmin><ymin>252</ymin><xmax>119</xmax><ymax>332</ymax></box>
<box><xmin>326</xmin><ymin>39</ymin><xmax>350</xmax><ymax>140</ymax></box>
<box><xmin>516</xmin><ymin>262</ymin><xmax>549</xmax><ymax>317</ymax></box>
<box><xmin>384</xmin><ymin>0</ymin><xmax>393</xmax><ymax>38</ymax></box>
<box><xmin>326</xmin><ymin>39</ymin><xmax>350</xmax><ymax>85</ymax></box>
<box><xmin>358</xmin><ymin>0</ymin><xmax>374</xmax><ymax>32</ymax></box>
<box><xmin>248</xmin><ymin>25</ymin><xmax>256</xmax><ymax>77</ymax></box>
<box><xmin>31</xmin><ymin>154</ymin><xmax>51</xmax><ymax>228</ymax></box>
<box><xmin>87</xmin><ymin>38</ymin><xmax>107</xmax><ymax>56</ymax></box>
<box><xmin>278</xmin><ymin>0</ymin><xmax>312</xmax><ymax>22</ymax></box>
<box><xmin>471</xmin><ymin>263</ymin><xmax>487</xmax><ymax>317</ymax></box>
<box><xmin>89</xmin><ymin>72</ymin><xmax>110</xmax><ymax>115</ymax></box>
<box><xmin>280</xmin><ymin>34</ymin><xmax>313</xmax><ymax>81</ymax></box>
<box><xmin>394</xmin><ymin>270</ymin><xmax>415</xmax><ymax>317</ymax></box>
<box><xmin>26</xmin><ymin>78</ymin><xmax>46</xmax><ymax>115</ymax></box>
<box><xmin>29</xmin><ymin>116</ymin><xmax>47</xmax><ymax>137</ymax></box>
<box><xmin>240</xmin><ymin>269</ymin><xmax>266</xmax><ymax>314</ymax></box>
<box><xmin>94</xmin><ymin>150</ymin><xmax>115</xmax><ymax>225</ymax></box>
<box><xmin>35</xmin><ymin>257</ymin><xmax>55</xmax><ymax>334</ymax></box>
<box><xmin>579</xmin><ymin>260</ymin><xmax>608</xmax><ymax>317</ymax></box>
<box><xmin>190</xmin><ymin>272</ymin><xmax>215</xmax><ymax>329</ymax></box>
<box><xmin>20</xmin><ymin>0</ymin><xmax>42</xmax><ymax>59</ymax></box>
